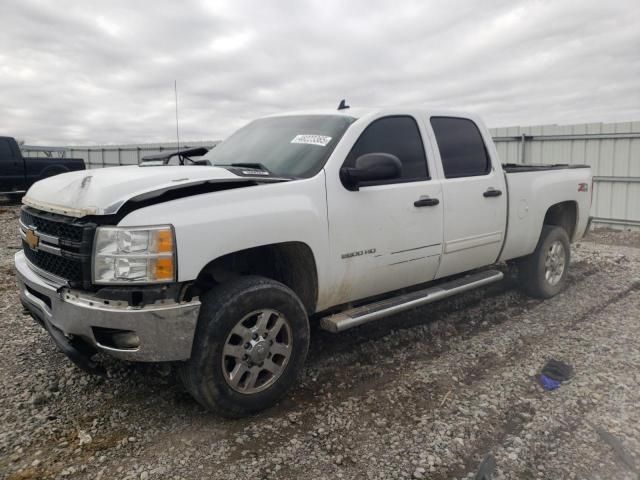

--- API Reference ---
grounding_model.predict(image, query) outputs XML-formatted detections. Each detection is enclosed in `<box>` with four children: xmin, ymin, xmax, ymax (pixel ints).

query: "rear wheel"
<box><xmin>180</xmin><ymin>276</ymin><xmax>309</xmax><ymax>417</ymax></box>
<box><xmin>518</xmin><ymin>225</ymin><xmax>570</xmax><ymax>299</ymax></box>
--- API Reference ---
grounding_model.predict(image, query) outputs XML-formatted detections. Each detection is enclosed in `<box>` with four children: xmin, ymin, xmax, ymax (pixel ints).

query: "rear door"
<box><xmin>428</xmin><ymin>117</ymin><xmax>507</xmax><ymax>278</ymax></box>
<box><xmin>325</xmin><ymin>115</ymin><xmax>443</xmax><ymax>305</ymax></box>
<box><xmin>0</xmin><ymin>138</ymin><xmax>25</xmax><ymax>192</ymax></box>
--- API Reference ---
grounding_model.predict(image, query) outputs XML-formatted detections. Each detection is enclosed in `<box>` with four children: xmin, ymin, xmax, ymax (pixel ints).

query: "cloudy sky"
<box><xmin>1</xmin><ymin>0</ymin><xmax>639</xmax><ymax>145</ymax></box>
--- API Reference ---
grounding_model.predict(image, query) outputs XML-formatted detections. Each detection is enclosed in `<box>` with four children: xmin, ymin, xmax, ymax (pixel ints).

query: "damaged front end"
<box><xmin>16</xmin><ymin>156</ymin><xmax>292</xmax><ymax>370</ymax></box>
<box><xmin>16</xmin><ymin>248</ymin><xmax>201</xmax><ymax>367</ymax></box>
<box><xmin>16</xmin><ymin>206</ymin><xmax>201</xmax><ymax>369</ymax></box>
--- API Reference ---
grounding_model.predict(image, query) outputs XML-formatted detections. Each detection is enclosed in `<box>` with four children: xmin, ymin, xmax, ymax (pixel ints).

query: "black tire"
<box><xmin>180</xmin><ymin>276</ymin><xmax>309</xmax><ymax>417</ymax></box>
<box><xmin>518</xmin><ymin>225</ymin><xmax>571</xmax><ymax>299</ymax></box>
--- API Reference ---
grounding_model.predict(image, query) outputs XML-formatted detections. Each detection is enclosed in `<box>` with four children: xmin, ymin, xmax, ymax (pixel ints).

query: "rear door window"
<box><xmin>430</xmin><ymin>117</ymin><xmax>490</xmax><ymax>178</ymax></box>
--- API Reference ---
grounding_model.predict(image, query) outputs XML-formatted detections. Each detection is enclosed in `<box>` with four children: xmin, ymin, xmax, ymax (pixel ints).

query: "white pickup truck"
<box><xmin>16</xmin><ymin>108</ymin><xmax>592</xmax><ymax>416</ymax></box>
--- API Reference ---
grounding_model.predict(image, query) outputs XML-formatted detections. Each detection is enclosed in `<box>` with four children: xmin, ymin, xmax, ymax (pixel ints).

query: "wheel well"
<box><xmin>544</xmin><ymin>201</ymin><xmax>577</xmax><ymax>239</ymax></box>
<box><xmin>193</xmin><ymin>242</ymin><xmax>318</xmax><ymax>314</ymax></box>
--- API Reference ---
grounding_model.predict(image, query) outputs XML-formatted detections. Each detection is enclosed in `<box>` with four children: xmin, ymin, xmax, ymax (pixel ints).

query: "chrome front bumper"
<box><xmin>15</xmin><ymin>250</ymin><xmax>201</xmax><ymax>362</ymax></box>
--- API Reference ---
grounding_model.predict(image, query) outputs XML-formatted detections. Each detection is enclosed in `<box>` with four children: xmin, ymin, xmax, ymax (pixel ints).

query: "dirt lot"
<box><xmin>1</xmin><ymin>203</ymin><xmax>639</xmax><ymax>480</ymax></box>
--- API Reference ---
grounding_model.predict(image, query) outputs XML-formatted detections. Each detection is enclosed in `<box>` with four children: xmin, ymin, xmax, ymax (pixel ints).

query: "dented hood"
<box><xmin>22</xmin><ymin>165</ymin><xmax>244</xmax><ymax>217</ymax></box>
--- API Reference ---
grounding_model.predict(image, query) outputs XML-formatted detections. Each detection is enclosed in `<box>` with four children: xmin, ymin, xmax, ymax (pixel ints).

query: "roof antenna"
<box><xmin>174</xmin><ymin>80</ymin><xmax>181</xmax><ymax>151</ymax></box>
<box><xmin>337</xmin><ymin>99</ymin><xmax>350</xmax><ymax>111</ymax></box>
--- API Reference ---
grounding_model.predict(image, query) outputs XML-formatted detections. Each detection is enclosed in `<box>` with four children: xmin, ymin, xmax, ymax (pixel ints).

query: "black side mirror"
<box><xmin>340</xmin><ymin>153</ymin><xmax>402</xmax><ymax>190</ymax></box>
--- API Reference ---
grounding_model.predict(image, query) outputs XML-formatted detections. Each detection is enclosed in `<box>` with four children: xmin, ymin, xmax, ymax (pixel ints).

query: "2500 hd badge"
<box><xmin>341</xmin><ymin>248</ymin><xmax>377</xmax><ymax>259</ymax></box>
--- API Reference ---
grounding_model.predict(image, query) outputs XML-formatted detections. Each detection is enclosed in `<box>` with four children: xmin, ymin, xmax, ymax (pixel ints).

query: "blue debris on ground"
<box><xmin>536</xmin><ymin>359</ymin><xmax>574</xmax><ymax>390</ymax></box>
<box><xmin>538</xmin><ymin>374</ymin><xmax>562</xmax><ymax>391</ymax></box>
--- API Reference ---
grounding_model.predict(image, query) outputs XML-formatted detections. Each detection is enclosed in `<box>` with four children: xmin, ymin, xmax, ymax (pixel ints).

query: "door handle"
<box><xmin>414</xmin><ymin>197</ymin><xmax>440</xmax><ymax>207</ymax></box>
<box><xmin>483</xmin><ymin>188</ymin><xmax>502</xmax><ymax>198</ymax></box>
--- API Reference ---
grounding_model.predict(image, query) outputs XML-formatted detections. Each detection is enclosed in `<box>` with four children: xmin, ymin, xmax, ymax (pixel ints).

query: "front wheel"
<box><xmin>180</xmin><ymin>276</ymin><xmax>309</xmax><ymax>417</ymax></box>
<box><xmin>518</xmin><ymin>225</ymin><xmax>571</xmax><ymax>299</ymax></box>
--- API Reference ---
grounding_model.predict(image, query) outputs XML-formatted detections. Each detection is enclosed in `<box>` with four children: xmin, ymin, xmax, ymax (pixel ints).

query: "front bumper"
<box><xmin>15</xmin><ymin>250</ymin><xmax>200</xmax><ymax>362</ymax></box>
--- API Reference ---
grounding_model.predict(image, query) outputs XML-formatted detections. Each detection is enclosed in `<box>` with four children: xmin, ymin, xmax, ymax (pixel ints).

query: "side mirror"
<box><xmin>340</xmin><ymin>153</ymin><xmax>401</xmax><ymax>190</ymax></box>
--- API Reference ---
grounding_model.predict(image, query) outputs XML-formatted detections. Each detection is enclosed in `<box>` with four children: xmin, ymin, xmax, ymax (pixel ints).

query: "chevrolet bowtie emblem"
<box><xmin>25</xmin><ymin>228</ymin><xmax>40</xmax><ymax>250</ymax></box>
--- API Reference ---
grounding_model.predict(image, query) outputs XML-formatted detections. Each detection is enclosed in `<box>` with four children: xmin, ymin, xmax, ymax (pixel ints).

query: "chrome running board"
<box><xmin>320</xmin><ymin>269</ymin><xmax>504</xmax><ymax>333</ymax></box>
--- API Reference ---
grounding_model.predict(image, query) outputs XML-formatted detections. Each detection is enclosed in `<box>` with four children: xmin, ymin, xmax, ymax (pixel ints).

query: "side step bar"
<box><xmin>320</xmin><ymin>269</ymin><xmax>504</xmax><ymax>333</ymax></box>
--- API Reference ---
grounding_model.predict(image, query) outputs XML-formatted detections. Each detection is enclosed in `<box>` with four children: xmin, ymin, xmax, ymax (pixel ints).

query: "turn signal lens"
<box><xmin>155</xmin><ymin>229</ymin><xmax>174</xmax><ymax>253</ymax></box>
<box><xmin>153</xmin><ymin>257</ymin><xmax>175</xmax><ymax>281</ymax></box>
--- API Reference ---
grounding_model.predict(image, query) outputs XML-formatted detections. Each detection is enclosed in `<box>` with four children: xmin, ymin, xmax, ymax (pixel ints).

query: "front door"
<box><xmin>428</xmin><ymin>116</ymin><xmax>507</xmax><ymax>279</ymax></box>
<box><xmin>325</xmin><ymin>115</ymin><xmax>443</xmax><ymax>305</ymax></box>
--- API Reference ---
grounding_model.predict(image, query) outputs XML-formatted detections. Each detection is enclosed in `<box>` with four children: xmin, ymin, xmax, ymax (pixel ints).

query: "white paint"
<box><xmin>22</xmin><ymin>165</ymin><xmax>238</xmax><ymax>217</ymax></box>
<box><xmin>322</xmin><ymin>109</ymin><xmax>444</xmax><ymax>306</ymax></box>
<box><xmin>424</xmin><ymin>114</ymin><xmax>508</xmax><ymax>278</ymax></box>
<box><xmin>443</xmin><ymin>231</ymin><xmax>503</xmax><ymax>254</ymax></box>
<box><xmin>499</xmin><ymin>168</ymin><xmax>592</xmax><ymax>261</ymax></box>
<box><xmin>119</xmin><ymin>174</ymin><xmax>334</xmax><ymax>309</ymax></box>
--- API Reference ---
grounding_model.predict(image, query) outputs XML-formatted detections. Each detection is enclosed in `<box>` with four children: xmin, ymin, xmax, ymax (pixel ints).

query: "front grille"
<box><xmin>21</xmin><ymin>208</ymin><xmax>85</xmax><ymax>243</ymax></box>
<box><xmin>20</xmin><ymin>207</ymin><xmax>96</xmax><ymax>287</ymax></box>
<box><xmin>23</xmin><ymin>242</ymin><xmax>84</xmax><ymax>281</ymax></box>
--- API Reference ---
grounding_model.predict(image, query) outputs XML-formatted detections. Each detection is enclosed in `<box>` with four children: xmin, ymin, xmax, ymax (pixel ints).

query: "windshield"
<box><xmin>204</xmin><ymin>115</ymin><xmax>356</xmax><ymax>178</ymax></box>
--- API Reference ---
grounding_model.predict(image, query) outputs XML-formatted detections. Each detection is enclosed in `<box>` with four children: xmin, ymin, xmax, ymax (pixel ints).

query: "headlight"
<box><xmin>93</xmin><ymin>225</ymin><xmax>176</xmax><ymax>284</ymax></box>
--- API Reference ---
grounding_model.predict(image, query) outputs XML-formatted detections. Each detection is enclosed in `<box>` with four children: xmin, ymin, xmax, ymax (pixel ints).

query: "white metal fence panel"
<box><xmin>490</xmin><ymin>121</ymin><xmax>640</xmax><ymax>229</ymax></box>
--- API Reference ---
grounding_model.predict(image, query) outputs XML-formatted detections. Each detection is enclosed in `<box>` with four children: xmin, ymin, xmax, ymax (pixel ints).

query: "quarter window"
<box><xmin>430</xmin><ymin>117</ymin><xmax>490</xmax><ymax>178</ymax></box>
<box><xmin>344</xmin><ymin>116</ymin><xmax>428</xmax><ymax>181</ymax></box>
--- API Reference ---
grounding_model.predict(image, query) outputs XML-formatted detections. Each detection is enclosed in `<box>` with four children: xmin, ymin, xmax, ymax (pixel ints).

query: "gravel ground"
<box><xmin>1</xmin><ymin>202</ymin><xmax>639</xmax><ymax>480</ymax></box>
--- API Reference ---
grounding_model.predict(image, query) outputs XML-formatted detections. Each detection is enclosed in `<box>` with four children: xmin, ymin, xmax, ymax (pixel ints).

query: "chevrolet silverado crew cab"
<box><xmin>16</xmin><ymin>108</ymin><xmax>592</xmax><ymax>417</ymax></box>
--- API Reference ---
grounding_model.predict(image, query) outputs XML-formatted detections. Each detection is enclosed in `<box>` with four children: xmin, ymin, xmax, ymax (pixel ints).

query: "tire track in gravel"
<box><xmin>260</xmin><ymin>259</ymin><xmax>634</xmax><ymax>479</ymax></box>
<box><xmin>437</xmin><ymin>285</ymin><xmax>640</xmax><ymax>480</ymax></box>
<box><xmin>501</xmin><ymin>289</ymin><xmax>640</xmax><ymax>480</ymax></box>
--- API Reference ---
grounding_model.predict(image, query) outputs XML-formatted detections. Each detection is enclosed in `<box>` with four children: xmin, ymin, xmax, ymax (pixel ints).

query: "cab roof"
<box><xmin>264</xmin><ymin>107</ymin><xmax>481</xmax><ymax>123</ymax></box>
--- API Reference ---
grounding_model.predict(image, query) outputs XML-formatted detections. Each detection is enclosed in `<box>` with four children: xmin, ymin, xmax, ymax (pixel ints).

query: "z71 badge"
<box><xmin>341</xmin><ymin>248</ymin><xmax>376</xmax><ymax>259</ymax></box>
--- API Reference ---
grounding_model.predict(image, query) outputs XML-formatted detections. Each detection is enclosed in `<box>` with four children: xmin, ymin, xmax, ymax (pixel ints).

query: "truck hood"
<box><xmin>22</xmin><ymin>165</ymin><xmax>261</xmax><ymax>218</ymax></box>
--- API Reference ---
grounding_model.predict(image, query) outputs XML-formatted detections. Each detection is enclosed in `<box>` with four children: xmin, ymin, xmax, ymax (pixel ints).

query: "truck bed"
<box><xmin>499</xmin><ymin>162</ymin><xmax>592</xmax><ymax>264</ymax></box>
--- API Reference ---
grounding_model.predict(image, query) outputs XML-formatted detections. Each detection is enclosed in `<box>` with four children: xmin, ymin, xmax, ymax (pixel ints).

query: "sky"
<box><xmin>1</xmin><ymin>0</ymin><xmax>639</xmax><ymax>145</ymax></box>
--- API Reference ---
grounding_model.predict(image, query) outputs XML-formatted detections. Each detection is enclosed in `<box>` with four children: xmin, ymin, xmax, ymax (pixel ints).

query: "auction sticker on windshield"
<box><xmin>291</xmin><ymin>134</ymin><xmax>332</xmax><ymax>147</ymax></box>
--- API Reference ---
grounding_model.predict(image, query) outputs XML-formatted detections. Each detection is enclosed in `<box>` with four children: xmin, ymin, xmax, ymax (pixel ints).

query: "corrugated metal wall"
<box><xmin>21</xmin><ymin>121</ymin><xmax>640</xmax><ymax>229</ymax></box>
<box><xmin>491</xmin><ymin>121</ymin><xmax>640</xmax><ymax>229</ymax></box>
